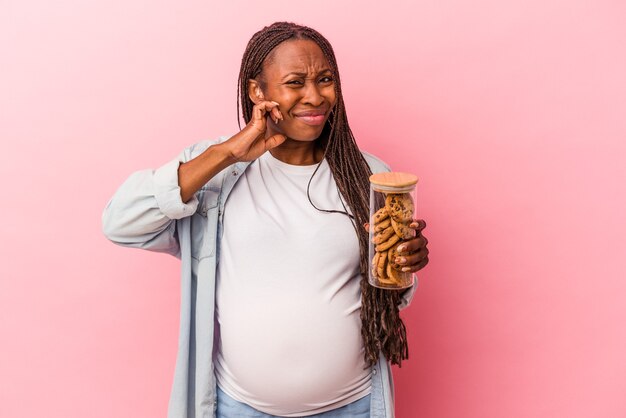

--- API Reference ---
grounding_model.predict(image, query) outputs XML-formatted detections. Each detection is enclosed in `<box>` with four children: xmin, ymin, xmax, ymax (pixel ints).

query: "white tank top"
<box><xmin>214</xmin><ymin>150</ymin><xmax>371</xmax><ymax>416</ymax></box>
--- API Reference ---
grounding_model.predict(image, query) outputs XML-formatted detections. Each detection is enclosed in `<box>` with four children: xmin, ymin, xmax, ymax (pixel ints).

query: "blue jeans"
<box><xmin>216</xmin><ymin>386</ymin><xmax>371</xmax><ymax>418</ymax></box>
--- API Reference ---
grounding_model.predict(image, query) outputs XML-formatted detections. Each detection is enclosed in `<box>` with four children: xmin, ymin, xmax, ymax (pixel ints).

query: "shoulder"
<box><xmin>361</xmin><ymin>150</ymin><xmax>391</xmax><ymax>174</ymax></box>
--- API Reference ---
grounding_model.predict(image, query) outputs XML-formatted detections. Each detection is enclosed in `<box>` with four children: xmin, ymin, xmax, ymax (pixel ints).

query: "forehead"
<box><xmin>262</xmin><ymin>39</ymin><xmax>330</xmax><ymax>75</ymax></box>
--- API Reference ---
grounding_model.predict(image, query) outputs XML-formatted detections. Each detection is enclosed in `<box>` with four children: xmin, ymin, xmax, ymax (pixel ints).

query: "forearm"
<box><xmin>102</xmin><ymin>140</ymin><xmax>227</xmax><ymax>255</ymax></box>
<box><xmin>178</xmin><ymin>142</ymin><xmax>236</xmax><ymax>203</ymax></box>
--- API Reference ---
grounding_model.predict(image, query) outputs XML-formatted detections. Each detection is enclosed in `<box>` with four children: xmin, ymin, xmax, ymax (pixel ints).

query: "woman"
<box><xmin>103</xmin><ymin>21</ymin><xmax>429</xmax><ymax>418</ymax></box>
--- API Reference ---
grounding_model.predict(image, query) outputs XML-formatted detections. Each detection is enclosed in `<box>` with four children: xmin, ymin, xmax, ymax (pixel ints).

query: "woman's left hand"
<box><xmin>364</xmin><ymin>219</ymin><xmax>429</xmax><ymax>272</ymax></box>
<box><xmin>395</xmin><ymin>219</ymin><xmax>429</xmax><ymax>273</ymax></box>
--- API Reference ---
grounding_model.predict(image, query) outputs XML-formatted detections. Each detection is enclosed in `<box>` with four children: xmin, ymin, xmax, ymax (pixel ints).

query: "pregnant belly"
<box><xmin>216</xmin><ymin>294</ymin><xmax>370</xmax><ymax>412</ymax></box>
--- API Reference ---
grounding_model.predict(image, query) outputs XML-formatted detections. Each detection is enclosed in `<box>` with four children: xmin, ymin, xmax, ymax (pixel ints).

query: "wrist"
<box><xmin>211</xmin><ymin>142</ymin><xmax>239</xmax><ymax>166</ymax></box>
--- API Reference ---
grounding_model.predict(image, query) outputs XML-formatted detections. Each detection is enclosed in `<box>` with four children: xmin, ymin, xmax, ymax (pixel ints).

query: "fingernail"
<box><xmin>396</xmin><ymin>257</ymin><xmax>406</xmax><ymax>264</ymax></box>
<box><xmin>271</xmin><ymin>101</ymin><xmax>279</xmax><ymax>105</ymax></box>
<box><xmin>398</xmin><ymin>245</ymin><xmax>406</xmax><ymax>252</ymax></box>
<box><xmin>401</xmin><ymin>267</ymin><xmax>411</xmax><ymax>272</ymax></box>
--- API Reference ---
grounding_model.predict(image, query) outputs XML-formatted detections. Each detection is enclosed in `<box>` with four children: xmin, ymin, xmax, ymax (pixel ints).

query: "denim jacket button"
<box><xmin>372</xmin><ymin>368</ymin><xmax>377</xmax><ymax>375</ymax></box>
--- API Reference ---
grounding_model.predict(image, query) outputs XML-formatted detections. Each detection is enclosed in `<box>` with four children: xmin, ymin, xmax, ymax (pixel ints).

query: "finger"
<box><xmin>251</xmin><ymin>103</ymin><xmax>281</xmax><ymax>130</ymax></box>
<box><xmin>396</xmin><ymin>235</ymin><xmax>427</xmax><ymax>254</ymax></box>
<box><xmin>401</xmin><ymin>255</ymin><xmax>429</xmax><ymax>273</ymax></box>
<box><xmin>364</xmin><ymin>223</ymin><xmax>370</xmax><ymax>233</ymax></box>
<box><xmin>252</xmin><ymin>103</ymin><xmax>265</xmax><ymax>122</ymax></box>
<box><xmin>270</xmin><ymin>105</ymin><xmax>283</xmax><ymax>123</ymax></box>
<box><xmin>259</xmin><ymin>101</ymin><xmax>282</xmax><ymax>124</ymax></box>
<box><xmin>251</xmin><ymin>103</ymin><xmax>272</xmax><ymax>129</ymax></box>
<box><xmin>252</xmin><ymin>101</ymin><xmax>278</xmax><ymax>120</ymax></box>
<box><xmin>409</xmin><ymin>219</ymin><xmax>427</xmax><ymax>231</ymax></box>
<box><xmin>396</xmin><ymin>247</ymin><xmax>429</xmax><ymax>268</ymax></box>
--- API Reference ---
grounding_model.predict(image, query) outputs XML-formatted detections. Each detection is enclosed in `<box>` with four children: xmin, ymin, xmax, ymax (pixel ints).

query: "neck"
<box><xmin>269</xmin><ymin>138</ymin><xmax>324</xmax><ymax>165</ymax></box>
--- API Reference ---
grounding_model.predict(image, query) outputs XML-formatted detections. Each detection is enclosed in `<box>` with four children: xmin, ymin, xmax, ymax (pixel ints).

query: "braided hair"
<box><xmin>237</xmin><ymin>22</ymin><xmax>409</xmax><ymax>367</ymax></box>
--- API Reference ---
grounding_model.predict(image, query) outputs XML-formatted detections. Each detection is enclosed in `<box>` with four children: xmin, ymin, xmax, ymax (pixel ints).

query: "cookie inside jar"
<box><xmin>368</xmin><ymin>172</ymin><xmax>418</xmax><ymax>290</ymax></box>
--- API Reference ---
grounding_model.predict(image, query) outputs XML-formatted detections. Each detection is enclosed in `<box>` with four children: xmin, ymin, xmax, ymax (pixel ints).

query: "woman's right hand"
<box><xmin>224</xmin><ymin>101</ymin><xmax>286</xmax><ymax>163</ymax></box>
<box><xmin>178</xmin><ymin>101</ymin><xmax>286</xmax><ymax>203</ymax></box>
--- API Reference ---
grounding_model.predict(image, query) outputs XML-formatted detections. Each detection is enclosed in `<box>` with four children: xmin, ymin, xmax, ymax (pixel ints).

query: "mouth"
<box><xmin>293</xmin><ymin>109</ymin><xmax>328</xmax><ymax>126</ymax></box>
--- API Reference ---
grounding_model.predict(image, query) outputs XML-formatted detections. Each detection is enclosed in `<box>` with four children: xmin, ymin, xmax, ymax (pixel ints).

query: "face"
<box><xmin>248</xmin><ymin>39</ymin><xmax>337</xmax><ymax>142</ymax></box>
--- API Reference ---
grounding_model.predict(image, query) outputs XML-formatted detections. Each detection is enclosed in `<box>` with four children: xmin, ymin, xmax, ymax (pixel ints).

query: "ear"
<box><xmin>247</xmin><ymin>79</ymin><xmax>265</xmax><ymax>104</ymax></box>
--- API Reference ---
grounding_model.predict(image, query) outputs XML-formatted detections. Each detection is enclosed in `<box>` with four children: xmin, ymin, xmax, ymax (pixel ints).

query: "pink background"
<box><xmin>2</xmin><ymin>1</ymin><xmax>625</xmax><ymax>417</ymax></box>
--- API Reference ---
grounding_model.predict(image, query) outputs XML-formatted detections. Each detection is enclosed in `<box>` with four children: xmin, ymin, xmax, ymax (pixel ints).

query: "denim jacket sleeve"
<box><xmin>101</xmin><ymin>140</ymin><xmax>216</xmax><ymax>258</ymax></box>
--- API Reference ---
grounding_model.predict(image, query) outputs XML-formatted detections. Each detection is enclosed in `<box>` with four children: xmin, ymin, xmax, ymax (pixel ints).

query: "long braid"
<box><xmin>237</xmin><ymin>22</ymin><xmax>409</xmax><ymax>367</ymax></box>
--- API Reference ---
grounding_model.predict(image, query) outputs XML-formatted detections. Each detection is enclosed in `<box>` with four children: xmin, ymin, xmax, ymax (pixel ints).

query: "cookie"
<box><xmin>375</xmin><ymin>233</ymin><xmax>400</xmax><ymax>252</ymax></box>
<box><xmin>376</xmin><ymin>250</ymin><xmax>388</xmax><ymax>278</ymax></box>
<box><xmin>387</xmin><ymin>242</ymin><xmax>402</xmax><ymax>270</ymax></box>
<box><xmin>372</xmin><ymin>206</ymin><xmax>389</xmax><ymax>224</ymax></box>
<box><xmin>372</xmin><ymin>226</ymin><xmax>395</xmax><ymax>244</ymax></box>
<box><xmin>391</xmin><ymin>218</ymin><xmax>415</xmax><ymax>240</ymax></box>
<box><xmin>371</xmin><ymin>256</ymin><xmax>380</xmax><ymax>278</ymax></box>
<box><xmin>371</xmin><ymin>252</ymin><xmax>380</xmax><ymax>276</ymax></box>
<box><xmin>374</xmin><ymin>218</ymin><xmax>391</xmax><ymax>232</ymax></box>
<box><xmin>385</xmin><ymin>193</ymin><xmax>414</xmax><ymax>223</ymax></box>
<box><xmin>386</xmin><ymin>262</ymin><xmax>403</xmax><ymax>284</ymax></box>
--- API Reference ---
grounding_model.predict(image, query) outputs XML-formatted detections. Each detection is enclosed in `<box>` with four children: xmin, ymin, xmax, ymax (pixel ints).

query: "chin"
<box><xmin>282</xmin><ymin>123</ymin><xmax>329</xmax><ymax>142</ymax></box>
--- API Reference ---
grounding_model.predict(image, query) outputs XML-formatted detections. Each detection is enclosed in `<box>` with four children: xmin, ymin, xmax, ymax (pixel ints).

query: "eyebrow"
<box><xmin>281</xmin><ymin>69</ymin><xmax>333</xmax><ymax>81</ymax></box>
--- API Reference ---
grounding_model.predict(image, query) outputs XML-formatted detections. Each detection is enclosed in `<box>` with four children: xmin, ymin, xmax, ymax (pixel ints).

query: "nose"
<box><xmin>302</xmin><ymin>81</ymin><xmax>324</xmax><ymax>107</ymax></box>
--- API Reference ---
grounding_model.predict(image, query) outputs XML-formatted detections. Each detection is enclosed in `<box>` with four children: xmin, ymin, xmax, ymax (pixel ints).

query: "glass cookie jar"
<box><xmin>368</xmin><ymin>172</ymin><xmax>418</xmax><ymax>289</ymax></box>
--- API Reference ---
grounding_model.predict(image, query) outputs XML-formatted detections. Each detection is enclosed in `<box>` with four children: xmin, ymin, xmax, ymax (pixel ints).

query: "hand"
<box><xmin>395</xmin><ymin>219</ymin><xmax>429</xmax><ymax>273</ymax></box>
<box><xmin>224</xmin><ymin>101</ymin><xmax>286</xmax><ymax>162</ymax></box>
<box><xmin>365</xmin><ymin>219</ymin><xmax>429</xmax><ymax>273</ymax></box>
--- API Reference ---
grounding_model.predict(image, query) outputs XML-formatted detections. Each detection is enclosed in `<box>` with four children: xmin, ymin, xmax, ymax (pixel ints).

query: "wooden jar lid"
<box><xmin>369</xmin><ymin>172</ymin><xmax>418</xmax><ymax>189</ymax></box>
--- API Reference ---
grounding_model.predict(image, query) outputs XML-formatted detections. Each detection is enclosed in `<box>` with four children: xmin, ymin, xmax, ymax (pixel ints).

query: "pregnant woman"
<box><xmin>103</xmin><ymin>21</ymin><xmax>429</xmax><ymax>418</ymax></box>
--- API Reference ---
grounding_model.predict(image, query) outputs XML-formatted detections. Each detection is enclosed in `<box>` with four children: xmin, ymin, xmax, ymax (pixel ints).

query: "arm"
<box><xmin>101</xmin><ymin>141</ymin><xmax>230</xmax><ymax>256</ymax></box>
<box><xmin>102</xmin><ymin>101</ymin><xmax>286</xmax><ymax>256</ymax></box>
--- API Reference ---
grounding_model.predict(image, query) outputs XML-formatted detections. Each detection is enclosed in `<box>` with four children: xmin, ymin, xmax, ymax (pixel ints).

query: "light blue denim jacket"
<box><xmin>102</xmin><ymin>136</ymin><xmax>417</xmax><ymax>418</ymax></box>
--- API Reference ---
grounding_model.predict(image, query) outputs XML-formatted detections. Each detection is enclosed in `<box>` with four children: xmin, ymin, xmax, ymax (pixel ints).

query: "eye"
<box><xmin>319</xmin><ymin>76</ymin><xmax>334</xmax><ymax>83</ymax></box>
<box><xmin>286</xmin><ymin>80</ymin><xmax>303</xmax><ymax>85</ymax></box>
